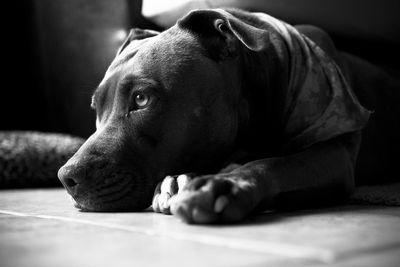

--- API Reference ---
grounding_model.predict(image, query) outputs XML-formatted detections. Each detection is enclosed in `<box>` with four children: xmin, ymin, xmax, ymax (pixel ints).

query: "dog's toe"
<box><xmin>152</xmin><ymin>174</ymin><xmax>193</xmax><ymax>214</ymax></box>
<box><xmin>170</xmin><ymin>174</ymin><xmax>256</xmax><ymax>223</ymax></box>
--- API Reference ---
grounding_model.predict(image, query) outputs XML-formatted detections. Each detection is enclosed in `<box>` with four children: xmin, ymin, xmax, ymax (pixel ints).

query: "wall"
<box><xmin>2</xmin><ymin>0</ymin><xmax>149</xmax><ymax>138</ymax></box>
<box><xmin>143</xmin><ymin>0</ymin><xmax>400</xmax><ymax>69</ymax></box>
<box><xmin>33</xmin><ymin>0</ymin><xmax>131</xmax><ymax>137</ymax></box>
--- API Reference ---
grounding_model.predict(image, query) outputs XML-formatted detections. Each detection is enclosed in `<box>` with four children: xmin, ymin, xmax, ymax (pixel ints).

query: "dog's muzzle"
<box><xmin>57</xmin><ymin>129</ymin><xmax>156</xmax><ymax>211</ymax></box>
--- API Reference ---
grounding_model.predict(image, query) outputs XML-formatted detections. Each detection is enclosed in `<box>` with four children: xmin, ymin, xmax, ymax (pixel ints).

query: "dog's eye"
<box><xmin>133</xmin><ymin>93</ymin><xmax>151</xmax><ymax>109</ymax></box>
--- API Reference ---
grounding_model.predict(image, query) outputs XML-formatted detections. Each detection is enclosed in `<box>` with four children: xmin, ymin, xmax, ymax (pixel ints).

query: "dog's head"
<box><xmin>58</xmin><ymin>9</ymin><xmax>270</xmax><ymax>211</ymax></box>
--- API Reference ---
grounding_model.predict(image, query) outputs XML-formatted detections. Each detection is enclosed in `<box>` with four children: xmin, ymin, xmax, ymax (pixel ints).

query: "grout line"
<box><xmin>0</xmin><ymin>209</ymin><xmax>336</xmax><ymax>263</ymax></box>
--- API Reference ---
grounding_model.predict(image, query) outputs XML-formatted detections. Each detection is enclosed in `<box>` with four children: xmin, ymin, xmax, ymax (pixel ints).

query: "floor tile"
<box><xmin>1</xmin><ymin>189</ymin><xmax>400</xmax><ymax>267</ymax></box>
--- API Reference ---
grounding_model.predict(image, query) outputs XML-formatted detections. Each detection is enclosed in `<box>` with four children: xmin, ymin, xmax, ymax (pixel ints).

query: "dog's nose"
<box><xmin>58</xmin><ymin>164</ymin><xmax>85</xmax><ymax>192</ymax></box>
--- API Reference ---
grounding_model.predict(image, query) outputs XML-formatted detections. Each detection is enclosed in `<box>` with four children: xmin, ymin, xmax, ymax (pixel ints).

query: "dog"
<box><xmin>58</xmin><ymin>8</ymin><xmax>399</xmax><ymax>223</ymax></box>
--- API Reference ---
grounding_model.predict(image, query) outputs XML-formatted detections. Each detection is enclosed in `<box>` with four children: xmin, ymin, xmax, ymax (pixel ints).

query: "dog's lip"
<box><xmin>69</xmin><ymin>195</ymin><xmax>83</xmax><ymax>209</ymax></box>
<box><xmin>60</xmin><ymin>180</ymin><xmax>79</xmax><ymax>197</ymax></box>
<box><xmin>60</xmin><ymin>168</ymin><xmax>158</xmax><ymax>211</ymax></box>
<box><xmin>66</xmin><ymin>181</ymin><xmax>156</xmax><ymax>211</ymax></box>
<box><xmin>66</xmin><ymin>180</ymin><xmax>136</xmax><ymax>211</ymax></box>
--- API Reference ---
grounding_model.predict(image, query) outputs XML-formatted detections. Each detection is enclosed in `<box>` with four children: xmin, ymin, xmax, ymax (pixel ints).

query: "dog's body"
<box><xmin>58</xmin><ymin>9</ymin><xmax>399</xmax><ymax>223</ymax></box>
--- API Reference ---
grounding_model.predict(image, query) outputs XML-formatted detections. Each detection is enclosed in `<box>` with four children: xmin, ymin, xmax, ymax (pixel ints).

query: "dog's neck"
<box><xmin>234</xmin><ymin>20</ymin><xmax>330</xmax><ymax>156</ymax></box>
<box><xmin>234</xmin><ymin>45</ymin><xmax>288</xmax><ymax>157</ymax></box>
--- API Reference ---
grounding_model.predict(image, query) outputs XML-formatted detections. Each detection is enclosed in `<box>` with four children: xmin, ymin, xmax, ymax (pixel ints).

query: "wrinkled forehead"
<box><xmin>101</xmin><ymin>26</ymin><xmax>204</xmax><ymax>85</ymax></box>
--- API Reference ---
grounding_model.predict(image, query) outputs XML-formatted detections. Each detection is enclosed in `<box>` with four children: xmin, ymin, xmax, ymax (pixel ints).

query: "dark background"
<box><xmin>2</xmin><ymin>0</ymin><xmax>399</xmax><ymax>138</ymax></box>
<box><xmin>2</xmin><ymin>0</ymin><xmax>160</xmax><ymax>138</ymax></box>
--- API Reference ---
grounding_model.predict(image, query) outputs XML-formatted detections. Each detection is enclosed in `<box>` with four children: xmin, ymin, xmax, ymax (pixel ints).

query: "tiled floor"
<box><xmin>0</xmin><ymin>189</ymin><xmax>399</xmax><ymax>267</ymax></box>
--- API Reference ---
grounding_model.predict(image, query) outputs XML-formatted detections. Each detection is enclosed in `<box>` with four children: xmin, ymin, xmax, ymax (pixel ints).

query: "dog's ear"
<box><xmin>177</xmin><ymin>9</ymin><xmax>269</xmax><ymax>59</ymax></box>
<box><xmin>117</xmin><ymin>28</ymin><xmax>160</xmax><ymax>55</ymax></box>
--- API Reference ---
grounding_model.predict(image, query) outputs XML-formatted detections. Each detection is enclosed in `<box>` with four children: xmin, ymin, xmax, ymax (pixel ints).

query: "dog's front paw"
<box><xmin>169</xmin><ymin>173</ymin><xmax>257</xmax><ymax>224</ymax></box>
<box><xmin>152</xmin><ymin>174</ymin><xmax>192</xmax><ymax>214</ymax></box>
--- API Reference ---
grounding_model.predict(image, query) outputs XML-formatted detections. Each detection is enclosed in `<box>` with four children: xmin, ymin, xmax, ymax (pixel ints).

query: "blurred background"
<box><xmin>2</xmin><ymin>0</ymin><xmax>399</xmax><ymax>138</ymax></box>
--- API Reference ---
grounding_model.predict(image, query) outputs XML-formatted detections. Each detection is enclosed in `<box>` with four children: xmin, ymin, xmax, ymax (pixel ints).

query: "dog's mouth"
<box><xmin>64</xmin><ymin>173</ymin><xmax>156</xmax><ymax>212</ymax></box>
